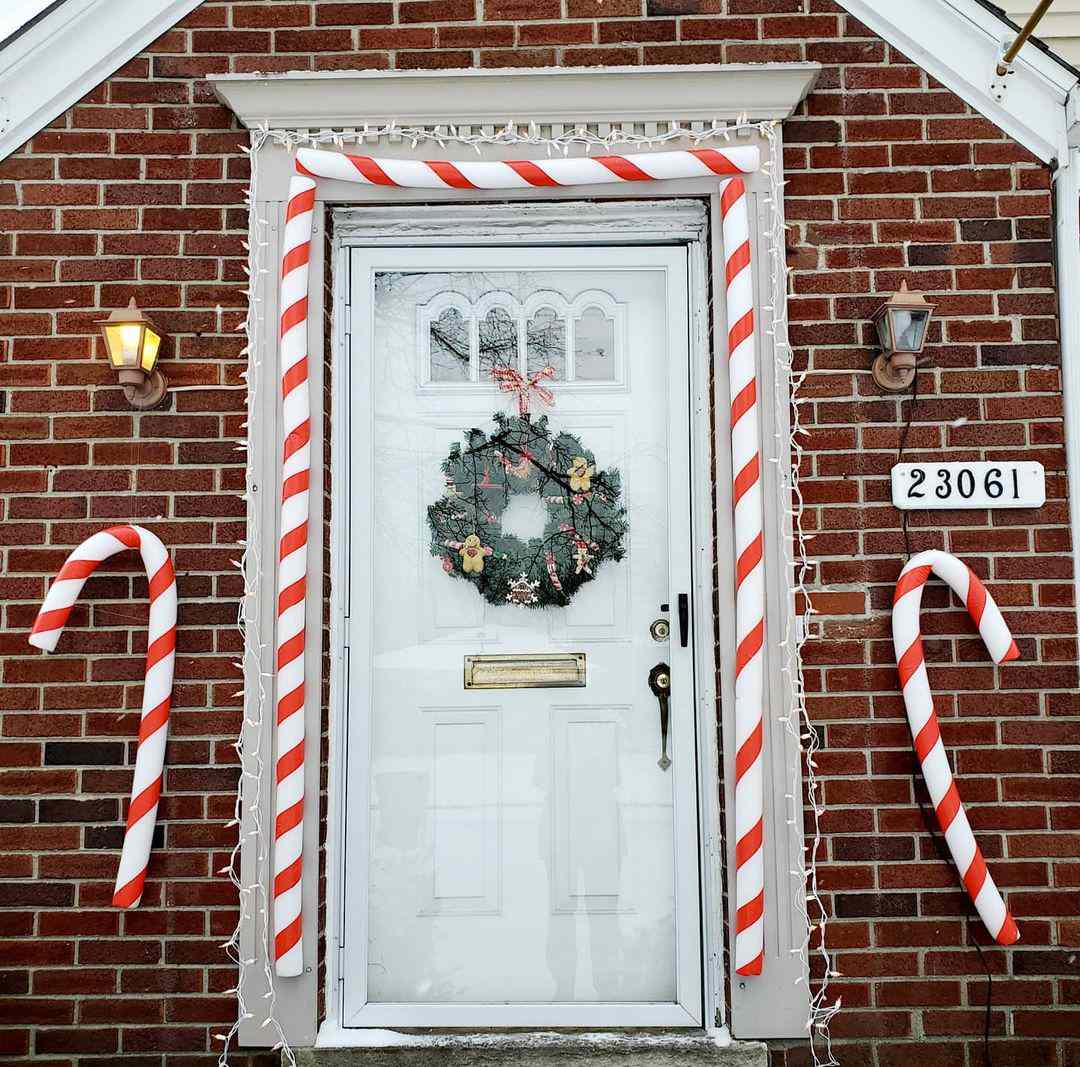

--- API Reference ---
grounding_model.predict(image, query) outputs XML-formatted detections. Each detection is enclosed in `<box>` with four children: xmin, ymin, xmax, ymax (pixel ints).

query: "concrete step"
<box><xmin>291</xmin><ymin>1033</ymin><xmax>768</xmax><ymax>1067</ymax></box>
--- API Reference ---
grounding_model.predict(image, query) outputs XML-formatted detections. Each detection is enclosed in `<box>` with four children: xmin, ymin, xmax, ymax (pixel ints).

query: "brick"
<box><xmin>316</xmin><ymin>2</ymin><xmax>394</xmax><ymax>22</ymax></box>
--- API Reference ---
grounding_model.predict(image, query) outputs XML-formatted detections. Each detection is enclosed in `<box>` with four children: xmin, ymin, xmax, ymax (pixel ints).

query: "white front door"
<box><xmin>340</xmin><ymin>243</ymin><xmax>701</xmax><ymax>1028</ymax></box>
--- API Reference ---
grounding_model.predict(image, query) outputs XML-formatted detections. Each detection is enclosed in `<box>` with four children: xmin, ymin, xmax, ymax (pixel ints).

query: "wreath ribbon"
<box><xmin>491</xmin><ymin>365</ymin><xmax>556</xmax><ymax>415</ymax></box>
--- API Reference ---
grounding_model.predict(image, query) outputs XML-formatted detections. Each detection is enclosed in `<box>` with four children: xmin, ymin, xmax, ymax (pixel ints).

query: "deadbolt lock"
<box><xmin>649</xmin><ymin>618</ymin><xmax>670</xmax><ymax>642</ymax></box>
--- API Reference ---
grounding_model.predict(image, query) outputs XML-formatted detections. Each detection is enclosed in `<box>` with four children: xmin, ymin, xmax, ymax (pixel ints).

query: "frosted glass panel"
<box><xmin>363</xmin><ymin>264</ymin><xmax>680</xmax><ymax>1007</ymax></box>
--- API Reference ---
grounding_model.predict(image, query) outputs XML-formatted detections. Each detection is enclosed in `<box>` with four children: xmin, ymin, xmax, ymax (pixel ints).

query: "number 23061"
<box><xmin>891</xmin><ymin>462</ymin><xmax>1045</xmax><ymax>511</ymax></box>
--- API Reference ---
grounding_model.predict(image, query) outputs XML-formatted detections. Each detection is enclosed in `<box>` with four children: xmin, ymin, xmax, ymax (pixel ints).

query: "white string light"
<box><xmin>219</xmin><ymin>126</ymin><xmax>296</xmax><ymax>1067</ymax></box>
<box><xmin>760</xmin><ymin>120</ymin><xmax>840</xmax><ymax>1066</ymax></box>
<box><xmin>224</xmin><ymin>117</ymin><xmax>834</xmax><ymax>1062</ymax></box>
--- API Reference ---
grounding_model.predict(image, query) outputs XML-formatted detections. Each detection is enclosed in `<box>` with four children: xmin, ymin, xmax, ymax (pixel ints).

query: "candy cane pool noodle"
<box><xmin>294</xmin><ymin>145</ymin><xmax>760</xmax><ymax>189</ymax></box>
<box><xmin>721</xmin><ymin>177</ymin><xmax>766</xmax><ymax>977</ymax></box>
<box><xmin>29</xmin><ymin>525</ymin><xmax>176</xmax><ymax>909</ymax></box>
<box><xmin>892</xmin><ymin>550</ymin><xmax>1020</xmax><ymax>946</ymax></box>
<box><xmin>274</xmin><ymin>165</ymin><xmax>316</xmax><ymax>978</ymax></box>
<box><xmin>277</xmin><ymin>143</ymin><xmax>765</xmax><ymax>977</ymax></box>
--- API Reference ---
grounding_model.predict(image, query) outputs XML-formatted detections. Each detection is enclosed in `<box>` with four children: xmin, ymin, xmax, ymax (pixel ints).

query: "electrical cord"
<box><xmin>897</xmin><ymin>367</ymin><xmax>993</xmax><ymax>1066</ymax></box>
<box><xmin>896</xmin><ymin>368</ymin><xmax>919</xmax><ymax>560</ymax></box>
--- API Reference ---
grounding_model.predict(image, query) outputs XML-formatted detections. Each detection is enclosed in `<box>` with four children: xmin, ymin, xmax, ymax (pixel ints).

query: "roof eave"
<box><xmin>837</xmin><ymin>0</ymin><xmax>1078</xmax><ymax>165</ymax></box>
<box><xmin>0</xmin><ymin>0</ymin><xmax>203</xmax><ymax>162</ymax></box>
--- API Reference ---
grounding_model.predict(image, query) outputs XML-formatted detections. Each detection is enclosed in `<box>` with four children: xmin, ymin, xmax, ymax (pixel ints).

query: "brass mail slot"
<box><xmin>464</xmin><ymin>652</ymin><xmax>586</xmax><ymax>690</ymax></box>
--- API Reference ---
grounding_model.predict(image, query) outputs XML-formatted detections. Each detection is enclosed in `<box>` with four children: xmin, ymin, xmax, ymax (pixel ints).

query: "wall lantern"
<box><xmin>870</xmin><ymin>281</ymin><xmax>936</xmax><ymax>392</ymax></box>
<box><xmin>97</xmin><ymin>298</ymin><xmax>167</xmax><ymax>409</ymax></box>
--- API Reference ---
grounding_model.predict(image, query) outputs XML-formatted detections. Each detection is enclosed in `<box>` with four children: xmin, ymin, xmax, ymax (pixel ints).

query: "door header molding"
<box><xmin>210</xmin><ymin>63</ymin><xmax>820</xmax><ymax>131</ymax></box>
<box><xmin>333</xmin><ymin>198</ymin><xmax>709</xmax><ymax>246</ymax></box>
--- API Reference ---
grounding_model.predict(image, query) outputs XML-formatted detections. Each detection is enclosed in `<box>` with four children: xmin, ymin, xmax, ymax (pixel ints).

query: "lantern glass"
<box><xmin>888</xmin><ymin>306</ymin><xmax>930</xmax><ymax>353</ymax></box>
<box><xmin>873</xmin><ymin>310</ymin><xmax>893</xmax><ymax>353</ymax></box>
<box><xmin>104</xmin><ymin>321</ymin><xmax>146</xmax><ymax>370</ymax></box>
<box><xmin>141</xmin><ymin>328</ymin><xmax>162</xmax><ymax>372</ymax></box>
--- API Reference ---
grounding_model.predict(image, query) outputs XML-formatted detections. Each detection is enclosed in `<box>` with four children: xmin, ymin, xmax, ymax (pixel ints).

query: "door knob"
<box><xmin>648</xmin><ymin>662</ymin><xmax>671</xmax><ymax>771</ymax></box>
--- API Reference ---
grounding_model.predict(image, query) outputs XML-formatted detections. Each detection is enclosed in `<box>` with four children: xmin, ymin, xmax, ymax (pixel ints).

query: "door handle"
<box><xmin>678</xmin><ymin>593</ymin><xmax>689</xmax><ymax>648</ymax></box>
<box><xmin>648</xmin><ymin>662</ymin><xmax>671</xmax><ymax>771</ymax></box>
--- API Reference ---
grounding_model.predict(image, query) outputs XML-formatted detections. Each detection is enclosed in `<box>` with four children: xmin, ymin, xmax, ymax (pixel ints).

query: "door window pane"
<box><xmin>527</xmin><ymin>306</ymin><xmax>567</xmax><ymax>380</ymax></box>
<box><xmin>479</xmin><ymin>305</ymin><xmax>519</xmax><ymax>376</ymax></box>
<box><xmin>430</xmin><ymin>306</ymin><xmax>471</xmax><ymax>382</ymax></box>
<box><xmin>574</xmin><ymin>306</ymin><xmax>616</xmax><ymax>381</ymax></box>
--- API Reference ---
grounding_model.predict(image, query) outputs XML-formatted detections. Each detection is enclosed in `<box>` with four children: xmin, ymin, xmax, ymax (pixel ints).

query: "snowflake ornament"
<box><xmin>504</xmin><ymin>572</ymin><xmax>541</xmax><ymax>606</ymax></box>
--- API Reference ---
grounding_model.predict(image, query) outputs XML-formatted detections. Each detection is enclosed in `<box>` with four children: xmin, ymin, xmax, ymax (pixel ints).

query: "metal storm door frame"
<box><xmin>337</xmin><ymin>239</ymin><xmax>701</xmax><ymax>1029</ymax></box>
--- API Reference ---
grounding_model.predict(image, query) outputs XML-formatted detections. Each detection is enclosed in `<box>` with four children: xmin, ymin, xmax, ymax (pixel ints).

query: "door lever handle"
<box><xmin>648</xmin><ymin>662</ymin><xmax>671</xmax><ymax>772</ymax></box>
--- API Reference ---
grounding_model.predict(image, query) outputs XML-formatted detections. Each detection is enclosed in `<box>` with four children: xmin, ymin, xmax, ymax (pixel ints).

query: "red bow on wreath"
<box><xmin>490</xmin><ymin>365</ymin><xmax>556</xmax><ymax>416</ymax></box>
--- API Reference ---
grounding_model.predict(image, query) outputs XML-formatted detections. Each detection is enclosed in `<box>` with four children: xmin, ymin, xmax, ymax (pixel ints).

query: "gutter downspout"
<box><xmin>1054</xmin><ymin>84</ymin><xmax>1080</xmax><ymax>623</ymax></box>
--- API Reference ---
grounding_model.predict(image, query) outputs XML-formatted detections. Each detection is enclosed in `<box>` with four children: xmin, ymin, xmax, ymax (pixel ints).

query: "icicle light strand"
<box><xmin>760</xmin><ymin>120</ymin><xmax>840</xmax><ymax>1066</ymax></box>
<box><xmin>220</xmin><ymin>125</ymin><xmax>297</xmax><ymax>1067</ymax></box>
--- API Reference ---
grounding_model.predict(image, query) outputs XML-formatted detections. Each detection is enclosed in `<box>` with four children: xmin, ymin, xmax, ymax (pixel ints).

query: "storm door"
<box><xmin>340</xmin><ymin>244</ymin><xmax>702</xmax><ymax>1027</ymax></box>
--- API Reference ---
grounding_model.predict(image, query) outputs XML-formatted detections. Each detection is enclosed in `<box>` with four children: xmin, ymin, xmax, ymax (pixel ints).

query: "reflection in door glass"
<box><xmin>429</xmin><ymin>306</ymin><xmax>470</xmax><ymax>381</ymax></box>
<box><xmin>354</xmin><ymin>259</ymin><xmax>692</xmax><ymax>1017</ymax></box>
<box><xmin>527</xmin><ymin>306</ymin><xmax>567</xmax><ymax>380</ymax></box>
<box><xmin>479</xmin><ymin>306</ymin><xmax>519</xmax><ymax>375</ymax></box>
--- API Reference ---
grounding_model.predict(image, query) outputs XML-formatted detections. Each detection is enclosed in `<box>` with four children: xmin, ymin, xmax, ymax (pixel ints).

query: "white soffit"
<box><xmin>209</xmin><ymin>64</ymin><xmax>821</xmax><ymax>130</ymax></box>
<box><xmin>0</xmin><ymin>0</ymin><xmax>203</xmax><ymax>161</ymax></box>
<box><xmin>838</xmin><ymin>0</ymin><xmax>1078</xmax><ymax>164</ymax></box>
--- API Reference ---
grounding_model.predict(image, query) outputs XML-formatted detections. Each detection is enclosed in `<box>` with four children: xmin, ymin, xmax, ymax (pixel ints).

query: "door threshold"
<box><xmin>307</xmin><ymin>1025</ymin><xmax>769</xmax><ymax>1066</ymax></box>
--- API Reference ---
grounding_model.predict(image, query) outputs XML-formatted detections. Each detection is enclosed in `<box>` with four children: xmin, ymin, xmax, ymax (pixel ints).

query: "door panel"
<box><xmin>343</xmin><ymin>246</ymin><xmax>699</xmax><ymax>1027</ymax></box>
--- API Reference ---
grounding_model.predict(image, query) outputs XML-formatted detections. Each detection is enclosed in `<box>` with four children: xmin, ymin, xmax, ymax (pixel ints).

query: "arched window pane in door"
<box><xmin>478</xmin><ymin>306</ymin><xmax>519</xmax><ymax>376</ymax></box>
<box><xmin>574</xmin><ymin>306</ymin><xmax>616</xmax><ymax>381</ymax></box>
<box><xmin>526</xmin><ymin>306</ymin><xmax>567</xmax><ymax>380</ymax></box>
<box><xmin>429</xmin><ymin>306</ymin><xmax>471</xmax><ymax>382</ymax></box>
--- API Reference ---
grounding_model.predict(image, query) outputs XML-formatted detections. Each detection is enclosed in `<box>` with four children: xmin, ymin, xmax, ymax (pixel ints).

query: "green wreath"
<box><xmin>427</xmin><ymin>412</ymin><xmax>628</xmax><ymax>608</ymax></box>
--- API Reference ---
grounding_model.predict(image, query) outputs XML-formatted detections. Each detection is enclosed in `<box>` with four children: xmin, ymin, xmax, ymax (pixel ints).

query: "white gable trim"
<box><xmin>0</xmin><ymin>0</ymin><xmax>202</xmax><ymax>161</ymax></box>
<box><xmin>837</xmin><ymin>0</ymin><xmax>1077</xmax><ymax>164</ymax></box>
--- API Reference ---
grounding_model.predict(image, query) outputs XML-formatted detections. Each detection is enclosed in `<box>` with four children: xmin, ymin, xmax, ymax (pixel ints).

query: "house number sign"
<box><xmin>891</xmin><ymin>461</ymin><xmax>1045</xmax><ymax>510</ymax></box>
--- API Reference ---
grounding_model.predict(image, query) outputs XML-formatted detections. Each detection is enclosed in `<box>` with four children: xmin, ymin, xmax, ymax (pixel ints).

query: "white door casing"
<box><xmin>339</xmin><ymin>245</ymin><xmax>700</xmax><ymax>1028</ymax></box>
<box><xmin>223</xmin><ymin>65</ymin><xmax>816</xmax><ymax>1047</ymax></box>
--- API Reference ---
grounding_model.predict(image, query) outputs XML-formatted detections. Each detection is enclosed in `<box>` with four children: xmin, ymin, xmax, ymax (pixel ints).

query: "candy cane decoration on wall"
<box><xmin>28</xmin><ymin>525</ymin><xmax>176</xmax><ymax>910</ymax></box>
<box><xmin>275</xmin><ymin>144</ymin><xmax>765</xmax><ymax>976</ymax></box>
<box><xmin>892</xmin><ymin>550</ymin><xmax>1021</xmax><ymax>946</ymax></box>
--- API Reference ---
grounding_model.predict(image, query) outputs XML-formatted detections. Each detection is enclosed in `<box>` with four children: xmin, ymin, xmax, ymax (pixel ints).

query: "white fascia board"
<box><xmin>1055</xmin><ymin>89</ymin><xmax>1080</xmax><ymax>621</ymax></box>
<box><xmin>838</xmin><ymin>0</ymin><xmax>1077</xmax><ymax>163</ymax></box>
<box><xmin>209</xmin><ymin>63</ymin><xmax>820</xmax><ymax>130</ymax></box>
<box><xmin>0</xmin><ymin>0</ymin><xmax>203</xmax><ymax>161</ymax></box>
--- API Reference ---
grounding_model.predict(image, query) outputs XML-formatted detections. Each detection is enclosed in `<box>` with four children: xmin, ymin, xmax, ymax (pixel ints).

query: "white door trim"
<box><xmin>322</xmin><ymin>201</ymin><xmax>726</xmax><ymax>1041</ymax></box>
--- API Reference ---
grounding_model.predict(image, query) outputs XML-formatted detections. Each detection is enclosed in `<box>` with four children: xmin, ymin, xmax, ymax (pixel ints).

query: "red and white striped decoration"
<box><xmin>721</xmin><ymin>177</ymin><xmax>766</xmax><ymax>976</ymax></box>
<box><xmin>273</xmin><ymin>144</ymin><xmax>765</xmax><ymax>977</ymax></box>
<box><xmin>274</xmin><ymin>165</ymin><xmax>317</xmax><ymax>978</ymax></box>
<box><xmin>892</xmin><ymin>550</ymin><xmax>1021</xmax><ymax>946</ymax></box>
<box><xmin>294</xmin><ymin>144</ymin><xmax>759</xmax><ymax>190</ymax></box>
<box><xmin>28</xmin><ymin>525</ymin><xmax>176</xmax><ymax>910</ymax></box>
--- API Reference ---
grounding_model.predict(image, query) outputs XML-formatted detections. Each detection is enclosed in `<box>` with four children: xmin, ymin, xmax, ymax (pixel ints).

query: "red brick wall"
<box><xmin>0</xmin><ymin>1</ymin><xmax>1076</xmax><ymax>1063</ymax></box>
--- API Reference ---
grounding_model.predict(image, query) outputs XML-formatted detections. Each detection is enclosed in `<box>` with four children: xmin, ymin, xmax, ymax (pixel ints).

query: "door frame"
<box><xmin>338</xmin><ymin>241</ymin><xmax>700</xmax><ymax>1029</ymax></box>
<box><xmin>322</xmin><ymin>200</ymin><xmax>729</xmax><ymax>1040</ymax></box>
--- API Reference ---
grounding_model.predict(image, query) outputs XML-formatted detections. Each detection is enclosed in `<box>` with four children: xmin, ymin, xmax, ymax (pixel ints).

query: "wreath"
<box><xmin>427</xmin><ymin>411</ymin><xmax>628</xmax><ymax>608</ymax></box>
